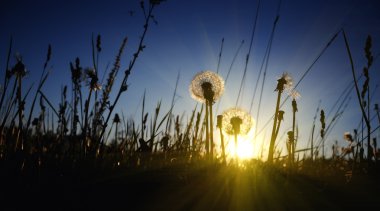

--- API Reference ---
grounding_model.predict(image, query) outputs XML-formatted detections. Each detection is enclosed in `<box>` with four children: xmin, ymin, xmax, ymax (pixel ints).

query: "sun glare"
<box><xmin>236</xmin><ymin>137</ymin><xmax>255</xmax><ymax>159</ymax></box>
<box><xmin>223</xmin><ymin>131</ymin><xmax>257</xmax><ymax>161</ymax></box>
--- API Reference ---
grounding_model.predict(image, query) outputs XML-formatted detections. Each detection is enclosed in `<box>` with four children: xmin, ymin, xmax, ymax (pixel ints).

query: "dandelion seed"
<box><xmin>12</xmin><ymin>59</ymin><xmax>27</xmax><ymax>78</ymax></box>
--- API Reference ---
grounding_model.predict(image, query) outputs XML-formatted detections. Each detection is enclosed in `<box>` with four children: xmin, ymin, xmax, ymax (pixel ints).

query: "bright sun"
<box><xmin>222</xmin><ymin>131</ymin><xmax>257</xmax><ymax>160</ymax></box>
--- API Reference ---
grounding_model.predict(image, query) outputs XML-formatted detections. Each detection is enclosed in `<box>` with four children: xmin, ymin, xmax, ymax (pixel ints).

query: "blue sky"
<box><xmin>1</xmin><ymin>0</ymin><xmax>380</xmax><ymax>158</ymax></box>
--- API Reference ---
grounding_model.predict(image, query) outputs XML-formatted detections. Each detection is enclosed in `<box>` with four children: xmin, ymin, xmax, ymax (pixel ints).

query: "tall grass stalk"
<box><xmin>215</xmin><ymin>40</ymin><xmax>244</xmax><ymax>116</ymax></box>
<box><xmin>235</xmin><ymin>0</ymin><xmax>260</xmax><ymax>107</ymax></box>
<box><xmin>216</xmin><ymin>115</ymin><xmax>226</xmax><ymax>164</ymax></box>
<box><xmin>25</xmin><ymin>45</ymin><xmax>51</xmax><ymax>131</ymax></box>
<box><xmin>216</xmin><ymin>38</ymin><xmax>224</xmax><ymax>74</ymax></box>
<box><xmin>165</xmin><ymin>71</ymin><xmax>180</xmax><ymax>135</ymax></box>
<box><xmin>0</xmin><ymin>37</ymin><xmax>13</xmax><ymax>115</ymax></box>
<box><xmin>343</xmin><ymin>31</ymin><xmax>373</xmax><ymax>165</ymax></box>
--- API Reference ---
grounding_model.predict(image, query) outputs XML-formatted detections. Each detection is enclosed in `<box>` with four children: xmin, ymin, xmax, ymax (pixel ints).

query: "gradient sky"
<box><xmin>1</xmin><ymin>0</ymin><xmax>380</xmax><ymax>159</ymax></box>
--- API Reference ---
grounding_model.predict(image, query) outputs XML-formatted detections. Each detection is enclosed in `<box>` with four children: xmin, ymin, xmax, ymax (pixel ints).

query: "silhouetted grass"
<box><xmin>0</xmin><ymin>2</ymin><xmax>379</xmax><ymax>209</ymax></box>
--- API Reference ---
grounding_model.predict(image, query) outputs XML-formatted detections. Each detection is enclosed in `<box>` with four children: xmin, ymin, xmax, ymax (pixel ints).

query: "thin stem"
<box><xmin>0</xmin><ymin>37</ymin><xmax>13</xmax><ymax>111</ymax></box>
<box><xmin>205</xmin><ymin>101</ymin><xmax>209</xmax><ymax>157</ymax></box>
<box><xmin>209</xmin><ymin>101</ymin><xmax>214</xmax><ymax>159</ymax></box>
<box><xmin>268</xmin><ymin>90</ymin><xmax>282</xmax><ymax>163</ymax></box>
<box><xmin>219</xmin><ymin>127</ymin><xmax>226</xmax><ymax>164</ymax></box>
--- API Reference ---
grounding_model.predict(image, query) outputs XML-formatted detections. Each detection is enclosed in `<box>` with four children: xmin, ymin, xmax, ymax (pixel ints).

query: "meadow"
<box><xmin>0</xmin><ymin>1</ymin><xmax>379</xmax><ymax>210</ymax></box>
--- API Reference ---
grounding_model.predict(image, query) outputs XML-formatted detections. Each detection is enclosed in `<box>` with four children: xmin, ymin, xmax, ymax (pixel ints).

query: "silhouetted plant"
<box><xmin>190</xmin><ymin>70</ymin><xmax>224</xmax><ymax>159</ymax></box>
<box><xmin>13</xmin><ymin>55</ymin><xmax>27</xmax><ymax>150</ymax></box>
<box><xmin>320</xmin><ymin>109</ymin><xmax>325</xmax><ymax>158</ymax></box>
<box><xmin>25</xmin><ymin>44</ymin><xmax>51</xmax><ymax>131</ymax></box>
<box><xmin>289</xmin><ymin>89</ymin><xmax>300</xmax><ymax>166</ymax></box>
<box><xmin>216</xmin><ymin>115</ymin><xmax>226</xmax><ymax>164</ymax></box>
<box><xmin>268</xmin><ymin>72</ymin><xmax>293</xmax><ymax>163</ymax></box>
<box><xmin>70</xmin><ymin>57</ymin><xmax>83</xmax><ymax>136</ymax></box>
<box><xmin>97</xmin><ymin>1</ymin><xmax>164</xmax><ymax>151</ymax></box>
<box><xmin>221</xmin><ymin>107</ymin><xmax>253</xmax><ymax>160</ymax></box>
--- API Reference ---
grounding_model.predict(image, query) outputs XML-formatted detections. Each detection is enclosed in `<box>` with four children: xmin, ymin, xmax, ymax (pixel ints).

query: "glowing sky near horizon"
<box><xmin>1</xmin><ymin>0</ymin><xmax>380</xmax><ymax>159</ymax></box>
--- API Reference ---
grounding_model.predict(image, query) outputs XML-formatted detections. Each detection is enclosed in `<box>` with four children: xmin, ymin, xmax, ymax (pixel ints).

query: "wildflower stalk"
<box><xmin>205</xmin><ymin>100</ymin><xmax>210</xmax><ymax>157</ymax></box>
<box><xmin>96</xmin><ymin>37</ymin><xmax>127</xmax><ymax>129</ymax></box>
<box><xmin>320</xmin><ymin>109</ymin><xmax>325</xmax><ymax>158</ymax></box>
<box><xmin>268</xmin><ymin>89</ymin><xmax>282</xmax><ymax>163</ymax></box>
<box><xmin>98</xmin><ymin>3</ymin><xmax>158</xmax><ymax>147</ymax></box>
<box><xmin>291</xmin><ymin>99</ymin><xmax>297</xmax><ymax>165</ymax></box>
<box><xmin>70</xmin><ymin>58</ymin><xmax>82</xmax><ymax>136</ymax></box>
<box><xmin>274</xmin><ymin>110</ymin><xmax>284</xmax><ymax>142</ymax></box>
<box><xmin>13</xmin><ymin>58</ymin><xmax>27</xmax><ymax>150</ymax></box>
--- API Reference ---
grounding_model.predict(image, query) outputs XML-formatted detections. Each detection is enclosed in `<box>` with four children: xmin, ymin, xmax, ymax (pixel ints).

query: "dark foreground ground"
<box><xmin>1</xmin><ymin>161</ymin><xmax>380</xmax><ymax>210</ymax></box>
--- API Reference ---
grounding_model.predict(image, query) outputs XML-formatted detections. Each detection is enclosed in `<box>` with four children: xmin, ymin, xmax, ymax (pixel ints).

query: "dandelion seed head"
<box><xmin>275</xmin><ymin>72</ymin><xmax>293</xmax><ymax>92</ymax></box>
<box><xmin>189</xmin><ymin>70</ymin><xmax>224</xmax><ymax>103</ymax></box>
<box><xmin>289</xmin><ymin>89</ymin><xmax>301</xmax><ymax>100</ymax></box>
<box><xmin>282</xmin><ymin>72</ymin><xmax>293</xmax><ymax>91</ymax></box>
<box><xmin>221</xmin><ymin>107</ymin><xmax>254</xmax><ymax>136</ymax></box>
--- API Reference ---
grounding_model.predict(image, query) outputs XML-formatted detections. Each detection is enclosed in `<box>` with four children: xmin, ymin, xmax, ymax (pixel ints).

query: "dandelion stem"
<box><xmin>209</xmin><ymin>102</ymin><xmax>214</xmax><ymax>159</ymax></box>
<box><xmin>268</xmin><ymin>90</ymin><xmax>282</xmax><ymax>163</ymax></box>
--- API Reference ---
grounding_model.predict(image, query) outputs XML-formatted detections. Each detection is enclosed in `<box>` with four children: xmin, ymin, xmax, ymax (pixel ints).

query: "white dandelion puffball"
<box><xmin>189</xmin><ymin>70</ymin><xmax>224</xmax><ymax>103</ymax></box>
<box><xmin>221</xmin><ymin>107</ymin><xmax>254</xmax><ymax>136</ymax></box>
